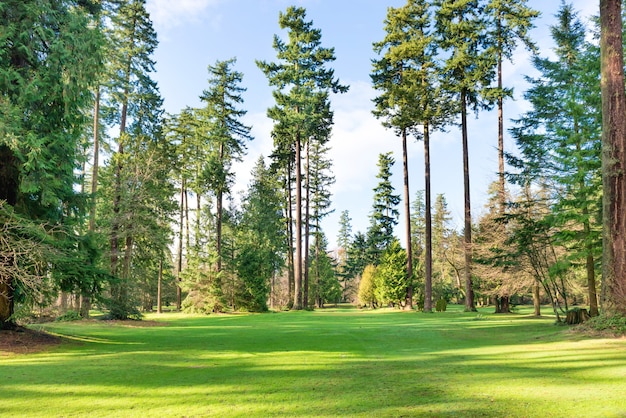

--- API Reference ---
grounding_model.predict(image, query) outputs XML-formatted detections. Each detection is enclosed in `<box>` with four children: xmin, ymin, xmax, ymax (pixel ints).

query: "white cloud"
<box><xmin>230</xmin><ymin>110</ymin><xmax>275</xmax><ymax>199</ymax></box>
<box><xmin>146</xmin><ymin>0</ymin><xmax>221</xmax><ymax>31</ymax></box>
<box><xmin>330</xmin><ymin>80</ymin><xmax>403</xmax><ymax>193</ymax></box>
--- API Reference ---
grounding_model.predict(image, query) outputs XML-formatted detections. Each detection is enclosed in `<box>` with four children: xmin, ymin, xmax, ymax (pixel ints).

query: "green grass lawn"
<box><xmin>2</xmin><ymin>305</ymin><xmax>625</xmax><ymax>417</ymax></box>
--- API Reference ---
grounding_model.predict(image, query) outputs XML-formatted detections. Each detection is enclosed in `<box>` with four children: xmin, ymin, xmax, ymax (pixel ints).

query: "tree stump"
<box><xmin>566</xmin><ymin>308</ymin><xmax>590</xmax><ymax>325</ymax></box>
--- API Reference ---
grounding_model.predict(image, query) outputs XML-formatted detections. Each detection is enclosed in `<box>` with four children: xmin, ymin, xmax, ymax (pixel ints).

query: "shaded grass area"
<box><xmin>1</xmin><ymin>306</ymin><xmax>625</xmax><ymax>417</ymax></box>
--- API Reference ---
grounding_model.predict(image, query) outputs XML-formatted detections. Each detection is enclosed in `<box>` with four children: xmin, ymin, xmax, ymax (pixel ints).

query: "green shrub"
<box><xmin>56</xmin><ymin>310</ymin><xmax>82</xmax><ymax>322</ymax></box>
<box><xmin>583</xmin><ymin>313</ymin><xmax>626</xmax><ymax>335</ymax></box>
<box><xmin>435</xmin><ymin>298</ymin><xmax>447</xmax><ymax>312</ymax></box>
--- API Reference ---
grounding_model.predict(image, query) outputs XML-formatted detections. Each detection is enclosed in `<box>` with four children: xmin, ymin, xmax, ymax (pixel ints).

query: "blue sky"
<box><xmin>146</xmin><ymin>0</ymin><xmax>597</xmax><ymax>249</ymax></box>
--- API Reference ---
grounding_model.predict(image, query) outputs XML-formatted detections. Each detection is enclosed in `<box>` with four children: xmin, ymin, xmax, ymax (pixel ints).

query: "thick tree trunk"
<box><xmin>533</xmin><ymin>283</ymin><xmax>541</xmax><ymax>316</ymax></box>
<box><xmin>424</xmin><ymin>124</ymin><xmax>433</xmax><ymax>313</ymax></box>
<box><xmin>495</xmin><ymin>296</ymin><xmax>510</xmax><ymax>314</ymax></box>
<box><xmin>461</xmin><ymin>91</ymin><xmax>476</xmax><ymax>312</ymax></box>
<box><xmin>0</xmin><ymin>146</ymin><xmax>19</xmax><ymax>208</ymax></box>
<box><xmin>0</xmin><ymin>146</ymin><xmax>19</xmax><ymax>329</ymax></box>
<box><xmin>0</xmin><ymin>278</ymin><xmax>15</xmax><ymax>330</ymax></box>
<box><xmin>402</xmin><ymin>128</ymin><xmax>413</xmax><ymax>310</ymax></box>
<box><xmin>601</xmin><ymin>0</ymin><xmax>626</xmax><ymax>314</ymax></box>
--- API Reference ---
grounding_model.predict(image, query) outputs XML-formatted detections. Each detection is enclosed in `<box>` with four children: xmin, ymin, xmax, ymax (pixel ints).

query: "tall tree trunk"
<box><xmin>494</xmin><ymin>18</ymin><xmax>512</xmax><ymax>315</ymax></box>
<box><xmin>601</xmin><ymin>0</ymin><xmax>626</xmax><ymax>314</ymax></box>
<box><xmin>89</xmin><ymin>87</ymin><xmax>100</xmax><ymax>233</ymax></box>
<box><xmin>315</xmin><ymin>233</ymin><xmax>321</xmax><ymax>308</ymax></box>
<box><xmin>216</xmin><ymin>189</ymin><xmax>223</xmax><ymax>269</ymax></box>
<box><xmin>110</xmin><ymin>87</ymin><xmax>128</xmax><ymax>300</ymax></box>
<box><xmin>285</xmin><ymin>160</ymin><xmax>294</xmax><ymax>307</ymax></box>
<box><xmin>80</xmin><ymin>87</ymin><xmax>101</xmax><ymax>318</ymax></box>
<box><xmin>461</xmin><ymin>90</ymin><xmax>476</xmax><ymax>312</ymax></box>
<box><xmin>424</xmin><ymin>124</ymin><xmax>433</xmax><ymax>313</ymax></box>
<box><xmin>303</xmin><ymin>142</ymin><xmax>310</xmax><ymax>308</ymax></box>
<box><xmin>157</xmin><ymin>258</ymin><xmax>163</xmax><ymax>314</ymax></box>
<box><xmin>0</xmin><ymin>146</ymin><xmax>19</xmax><ymax>329</ymax></box>
<box><xmin>293</xmin><ymin>132</ymin><xmax>303</xmax><ymax>310</ymax></box>
<box><xmin>574</xmin><ymin>117</ymin><xmax>599</xmax><ymax>317</ymax></box>
<box><xmin>216</xmin><ymin>143</ymin><xmax>224</xmax><ymax>273</ymax></box>
<box><xmin>195</xmin><ymin>193</ymin><xmax>201</xmax><ymax>256</ymax></box>
<box><xmin>402</xmin><ymin>128</ymin><xmax>413</xmax><ymax>310</ymax></box>
<box><xmin>184</xmin><ymin>189</ymin><xmax>190</xmax><ymax>258</ymax></box>
<box><xmin>497</xmin><ymin>22</ymin><xmax>506</xmax><ymax>213</ymax></box>
<box><xmin>176</xmin><ymin>179</ymin><xmax>185</xmax><ymax>311</ymax></box>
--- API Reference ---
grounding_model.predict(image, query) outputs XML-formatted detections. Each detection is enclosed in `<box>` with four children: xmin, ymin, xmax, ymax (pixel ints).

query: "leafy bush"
<box><xmin>56</xmin><ymin>310</ymin><xmax>82</xmax><ymax>322</ymax></box>
<box><xmin>104</xmin><ymin>297</ymin><xmax>143</xmax><ymax>320</ymax></box>
<box><xmin>435</xmin><ymin>298</ymin><xmax>447</xmax><ymax>312</ymax></box>
<box><xmin>582</xmin><ymin>313</ymin><xmax>626</xmax><ymax>335</ymax></box>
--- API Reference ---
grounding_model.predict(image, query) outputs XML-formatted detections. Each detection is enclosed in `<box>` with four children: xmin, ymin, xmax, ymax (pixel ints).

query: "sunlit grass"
<box><xmin>1</xmin><ymin>305</ymin><xmax>625</xmax><ymax>417</ymax></box>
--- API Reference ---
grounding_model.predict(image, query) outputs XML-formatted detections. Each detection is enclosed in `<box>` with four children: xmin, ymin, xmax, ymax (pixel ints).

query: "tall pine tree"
<box><xmin>257</xmin><ymin>6</ymin><xmax>347</xmax><ymax>309</ymax></box>
<box><xmin>101</xmin><ymin>0</ymin><xmax>164</xmax><ymax>318</ymax></box>
<box><xmin>434</xmin><ymin>0</ymin><xmax>496</xmax><ymax>311</ymax></box>
<box><xmin>510</xmin><ymin>4</ymin><xmax>601</xmax><ymax>316</ymax></box>
<box><xmin>0</xmin><ymin>0</ymin><xmax>103</xmax><ymax>328</ymax></box>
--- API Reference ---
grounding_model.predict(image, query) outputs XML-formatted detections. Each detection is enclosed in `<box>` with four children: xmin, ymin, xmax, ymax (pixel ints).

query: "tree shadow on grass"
<box><xmin>2</xmin><ymin>312</ymin><xmax>626</xmax><ymax>417</ymax></box>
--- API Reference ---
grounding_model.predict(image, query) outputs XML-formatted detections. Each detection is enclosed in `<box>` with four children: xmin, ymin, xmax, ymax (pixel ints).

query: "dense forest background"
<box><xmin>1</xmin><ymin>0</ymin><xmax>626</xmax><ymax>328</ymax></box>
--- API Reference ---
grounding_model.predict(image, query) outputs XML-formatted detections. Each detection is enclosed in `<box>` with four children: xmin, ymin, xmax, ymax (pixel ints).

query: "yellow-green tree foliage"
<box><xmin>358</xmin><ymin>265</ymin><xmax>377</xmax><ymax>307</ymax></box>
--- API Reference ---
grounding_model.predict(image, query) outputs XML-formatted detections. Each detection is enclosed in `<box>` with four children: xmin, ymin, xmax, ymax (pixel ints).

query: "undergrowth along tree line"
<box><xmin>1</xmin><ymin>0</ymin><xmax>626</xmax><ymax>328</ymax></box>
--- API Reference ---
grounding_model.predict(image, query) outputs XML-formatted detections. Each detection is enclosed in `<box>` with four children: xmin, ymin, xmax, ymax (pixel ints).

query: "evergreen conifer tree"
<box><xmin>257</xmin><ymin>6</ymin><xmax>347</xmax><ymax>309</ymax></box>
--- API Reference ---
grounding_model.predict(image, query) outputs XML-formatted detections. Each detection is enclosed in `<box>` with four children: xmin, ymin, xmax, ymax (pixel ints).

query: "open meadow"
<box><xmin>1</xmin><ymin>306</ymin><xmax>625</xmax><ymax>417</ymax></box>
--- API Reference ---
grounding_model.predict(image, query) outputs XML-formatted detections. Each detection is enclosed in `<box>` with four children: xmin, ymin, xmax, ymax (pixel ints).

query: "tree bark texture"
<box><xmin>601</xmin><ymin>0</ymin><xmax>626</xmax><ymax>314</ymax></box>
<box><xmin>533</xmin><ymin>284</ymin><xmax>541</xmax><ymax>316</ymax></box>
<box><xmin>461</xmin><ymin>91</ymin><xmax>476</xmax><ymax>311</ymax></box>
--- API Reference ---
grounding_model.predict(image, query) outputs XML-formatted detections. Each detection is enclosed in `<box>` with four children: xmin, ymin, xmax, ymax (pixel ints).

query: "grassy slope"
<box><xmin>1</xmin><ymin>306</ymin><xmax>625</xmax><ymax>417</ymax></box>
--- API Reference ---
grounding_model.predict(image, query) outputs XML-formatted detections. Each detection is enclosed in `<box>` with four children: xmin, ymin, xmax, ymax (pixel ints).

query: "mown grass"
<box><xmin>1</xmin><ymin>305</ymin><xmax>625</xmax><ymax>417</ymax></box>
